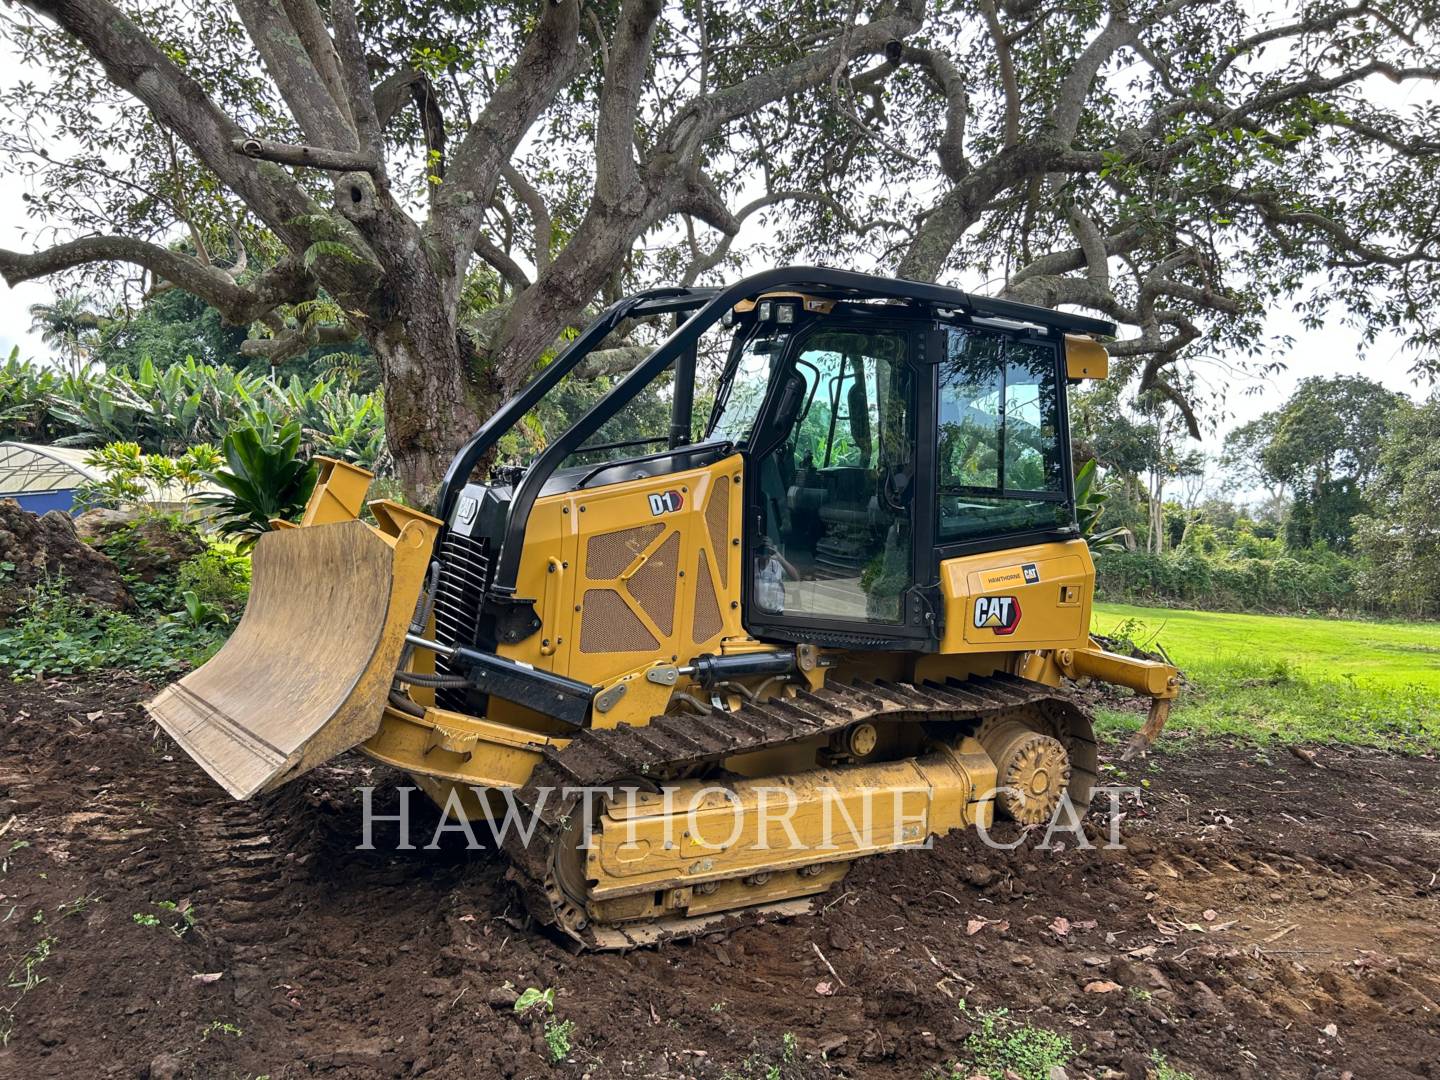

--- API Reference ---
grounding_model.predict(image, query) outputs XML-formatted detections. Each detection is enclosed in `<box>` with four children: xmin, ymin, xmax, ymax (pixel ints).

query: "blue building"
<box><xmin>0</xmin><ymin>442</ymin><xmax>104</xmax><ymax>514</ymax></box>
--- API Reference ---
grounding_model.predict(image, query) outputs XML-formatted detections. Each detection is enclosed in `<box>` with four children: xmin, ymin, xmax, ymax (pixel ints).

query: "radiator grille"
<box><xmin>626</xmin><ymin>531</ymin><xmax>679</xmax><ymax>636</ymax></box>
<box><xmin>692</xmin><ymin>549</ymin><xmax>723</xmax><ymax>644</ymax></box>
<box><xmin>431</xmin><ymin>530</ymin><xmax>492</xmax><ymax>710</ymax></box>
<box><xmin>580</xmin><ymin>589</ymin><xmax>660</xmax><ymax>653</ymax></box>
<box><xmin>586</xmin><ymin>523</ymin><xmax>663</xmax><ymax>579</ymax></box>
<box><xmin>705</xmin><ymin>476</ymin><xmax>730</xmax><ymax>586</ymax></box>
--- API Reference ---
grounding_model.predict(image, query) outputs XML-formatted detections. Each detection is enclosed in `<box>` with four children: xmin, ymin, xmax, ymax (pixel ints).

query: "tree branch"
<box><xmin>501</xmin><ymin>162</ymin><xmax>553</xmax><ymax>275</ymax></box>
<box><xmin>900</xmin><ymin>44</ymin><xmax>968</xmax><ymax>178</ymax></box>
<box><xmin>15</xmin><ymin>0</ymin><xmax>319</xmax><ymax>241</ymax></box>
<box><xmin>655</xmin><ymin>1</ymin><xmax>925</xmax><ymax>168</ymax></box>
<box><xmin>331</xmin><ymin>0</ymin><xmax>381</xmax><ymax>157</ymax></box>
<box><xmin>436</xmin><ymin>0</ymin><xmax>583</xmax><ymax>283</ymax></box>
<box><xmin>977</xmin><ymin>0</ymin><xmax>1019</xmax><ymax>147</ymax></box>
<box><xmin>0</xmin><ymin>236</ymin><xmax>314</xmax><ymax>325</ymax></box>
<box><xmin>233</xmin><ymin>137</ymin><xmax>380</xmax><ymax>173</ymax></box>
<box><xmin>594</xmin><ymin>0</ymin><xmax>665</xmax><ymax>204</ymax></box>
<box><xmin>232</xmin><ymin>0</ymin><xmax>356</xmax><ymax>149</ymax></box>
<box><xmin>279</xmin><ymin>0</ymin><xmax>354</xmax><ymax>132</ymax></box>
<box><xmin>241</xmin><ymin>316</ymin><xmax>359</xmax><ymax>363</ymax></box>
<box><xmin>474</xmin><ymin>233</ymin><xmax>532</xmax><ymax>292</ymax></box>
<box><xmin>680</xmin><ymin>189</ymin><xmax>855</xmax><ymax>285</ymax></box>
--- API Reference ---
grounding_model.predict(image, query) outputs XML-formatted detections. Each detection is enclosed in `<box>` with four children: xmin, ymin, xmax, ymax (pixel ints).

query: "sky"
<box><xmin>0</xmin><ymin>14</ymin><xmax>1432</xmax><ymax>471</ymax></box>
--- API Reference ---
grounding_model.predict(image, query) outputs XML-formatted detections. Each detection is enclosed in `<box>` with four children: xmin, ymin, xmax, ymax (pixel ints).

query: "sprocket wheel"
<box><xmin>979</xmin><ymin>716</ymin><xmax>1074</xmax><ymax>825</ymax></box>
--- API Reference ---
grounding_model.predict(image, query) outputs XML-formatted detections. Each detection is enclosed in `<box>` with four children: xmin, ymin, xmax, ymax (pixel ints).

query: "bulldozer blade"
<box><xmin>146</xmin><ymin>516</ymin><xmax>437</xmax><ymax>800</ymax></box>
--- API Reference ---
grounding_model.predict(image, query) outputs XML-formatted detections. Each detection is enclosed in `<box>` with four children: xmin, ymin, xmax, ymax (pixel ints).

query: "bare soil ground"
<box><xmin>2</xmin><ymin>674</ymin><xmax>1438</xmax><ymax>1080</ymax></box>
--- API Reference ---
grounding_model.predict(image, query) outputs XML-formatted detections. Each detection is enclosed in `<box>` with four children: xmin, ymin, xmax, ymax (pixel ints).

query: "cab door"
<box><xmin>743</xmin><ymin>322</ymin><xmax>935</xmax><ymax>646</ymax></box>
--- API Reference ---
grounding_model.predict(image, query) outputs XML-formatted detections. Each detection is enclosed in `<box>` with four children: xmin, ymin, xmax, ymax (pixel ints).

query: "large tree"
<box><xmin>1222</xmin><ymin>374</ymin><xmax>1402</xmax><ymax>546</ymax></box>
<box><xmin>1353</xmin><ymin>392</ymin><xmax>1440</xmax><ymax>616</ymax></box>
<box><xmin>0</xmin><ymin>0</ymin><xmax>927</xmax><ymax>494</ymax></box>
<box><xmin>746</xmin><ymin>0</ymin><xmax>1440</xmax><ymax>434</ymax></box>
<box><xmin>1</xmin><ymin>0</ymin><xmax>1438</xmax><ymax>497</ymax></box>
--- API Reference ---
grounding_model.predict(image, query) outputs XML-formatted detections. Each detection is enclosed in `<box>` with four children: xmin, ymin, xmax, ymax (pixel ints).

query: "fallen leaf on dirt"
<box><xmin>966</xmin><ymin>918</ymin><xmax>987</xmax><ymax>936</ymax></box>
<box><xmin>1050</xmin><ymin>916</ymin><xmax>1072</xmax><ymax>937</ymax></box>
<box><xmin>1322</xmin><ymin>1023</ymin><xmax>1338</xmax><ymax>1037</ymax></box>
<box><xmin>1265</xmin><ymin>924</ymin><xmax>1300</xmax><ymax>943</ymax></box>
<box><xmin>1074</xmin><ymin>920</ymin><xmax>1097</xmax><ymax>931</ymax></box>
<box><xmin>1202</xmin><ymin>909</ymin><xmax>1217</xmax><ymax>921</ymax></box>
<box><xmin>191</xmin><ymin>972</ymin><xmax>222</xmax><ymax>984</ymax></box>
<box><xmin>1289</xmin><ymin>745</ymin><xmax>1325</xmax><ymax>769</ymax></box>
<box><xmin>648</xmin><ymin>1002</ymin><xmax>661</xmax><ymax>1025</ymax></box>
<box><xmin>1084</xmin><ymin>980</ymin><xmax>1122</xmax><ymax>994</ymax></box>
<box><xmin>1127</xmin><ymin>945</ymin><xmax>1158</xmax><ymax>959</ymax></box>
<box><xmin>815</xmin><ymin>980</ymin><xmax>834</xmax><ymax>996</ymax></box>
<box><xmin>86</xmin><ymin>710</ymin><xmax>104</xmax><ymax>721</ymax></box>
<box><xmin>458</xmin><ymin>914</ymin><xmax>476</xmax><ymax>923</ymax></box>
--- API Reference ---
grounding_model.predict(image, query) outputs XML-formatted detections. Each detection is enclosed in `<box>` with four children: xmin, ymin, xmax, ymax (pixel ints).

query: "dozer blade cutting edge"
<box><xmin>146</xmin><ymin>472</ymin><xmax>439</xmax><ymax>800</ymax></box>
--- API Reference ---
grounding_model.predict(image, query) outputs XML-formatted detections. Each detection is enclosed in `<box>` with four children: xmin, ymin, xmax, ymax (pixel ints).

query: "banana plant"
<box><xmin>1075</xmin><ymin>459</ymin><xmax>1134</xmax><ymax>552</ymax></box>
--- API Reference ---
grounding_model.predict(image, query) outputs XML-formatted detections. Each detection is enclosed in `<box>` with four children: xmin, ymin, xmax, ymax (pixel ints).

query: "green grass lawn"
<box><xmin>1089</xmin><ymin>602</ymin><xmax>1440</xmax><ymax>752</ymax></box>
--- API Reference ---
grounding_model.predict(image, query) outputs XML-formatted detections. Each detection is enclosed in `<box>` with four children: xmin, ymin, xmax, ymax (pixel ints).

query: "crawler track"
<box><xmin>503</xmin><ymin>673</ymin><xmax>1096</xmax><ymax>948</ymax></box>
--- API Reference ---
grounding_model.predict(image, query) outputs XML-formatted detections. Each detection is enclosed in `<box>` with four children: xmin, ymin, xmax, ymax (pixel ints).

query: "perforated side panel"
<box><xmin>691</xmin><ymin>550</ymin><xmax>723</xmax><ymax>644</ymax></box>
<box><xmin>627</xmin><ymin>531</ymin><xmax>679</xmax><ymax>636</ymax></box>
<box><xmin>704</xmin><ymin>476</ymin><xmax>730</xmax><ymax>586</ymax></box>
<box><xmin>580</xmin><ymin>589</ymin><xmax>660</xmax><ymax>653</ymax></box>
<box><xmin>586</xmin><ymin>523</ymin><xmax>663</xmax><ymax>579</ymax></box>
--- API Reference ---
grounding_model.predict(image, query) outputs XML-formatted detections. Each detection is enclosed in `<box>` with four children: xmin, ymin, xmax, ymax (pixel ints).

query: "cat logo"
<box><xmin>1022</xmin><ymin>562</ymin><xmax>1040</xmax><ymax>584</ymax></box>
<box><xmin>973</xmin><ymin>595</ymin><xmax>1022</xmax><ymax>635</ymax></box>
<box><xmin>648</xmin><ymin>489</ymin><xmax>685</xmax><ymax>516</ymax></box>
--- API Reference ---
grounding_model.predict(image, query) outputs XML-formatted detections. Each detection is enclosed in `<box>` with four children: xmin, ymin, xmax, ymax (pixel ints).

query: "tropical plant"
<box><xmin>27</xmin><ymin>294</ymin><xmax>102</xmax><ymax>374</ymax></box>
<box><xmin>165</xmin><ymin>590</ymin><xmax>230</xmax><ymax>630</ymax></box>
<box><xmin>0</xmin><ymin>348</ymin><xmax>65</xmax><ymax>441</ymax></box>
<box><xmin>197</xmin><ymin>421</ymin><xmax>317</xmax><ymax>548</ymax></box>
<box><xmin>0</xmin><ymin>354</ymin><xmax>389</xmax><ymax>470</ymax></box>
<box><xmin>76</xmin><ymin>442</ymin><xmax>223</xmax><ymax>511</ymax></box>
<box><xmin>1075</xmin><ymin>459</ymin><xmax>1134</xmax><ymax>553</ymax></box>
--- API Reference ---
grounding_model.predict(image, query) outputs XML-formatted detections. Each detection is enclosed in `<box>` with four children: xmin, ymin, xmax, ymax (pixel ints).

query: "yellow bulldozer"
<box><xmin>148</xmin><ymin>267</ymin><xmax>1179</xmax><ymax>948</ymax></box>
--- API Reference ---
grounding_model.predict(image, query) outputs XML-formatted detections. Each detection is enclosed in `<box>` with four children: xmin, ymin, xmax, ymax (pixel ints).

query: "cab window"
<box><xmin>938</xmin><ymin>329</ymin><xmax>1069</xmax><ymax>543</ymax></box>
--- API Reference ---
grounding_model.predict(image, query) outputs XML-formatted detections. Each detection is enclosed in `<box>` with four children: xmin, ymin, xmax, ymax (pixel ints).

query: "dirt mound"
<box><xmin>1</xmin><ymin>675</ymin><xmax>1437</xmax><ymax>1079</ymax></box>
<box><xmin>0</xmin><ymin>500</ymin><xmax>132</xmax><ymax>619</ymax></box>
<box><xmin>75</xmin><ymin>509</ymin><xmax>205</xmax><ymax>585</ymax></box>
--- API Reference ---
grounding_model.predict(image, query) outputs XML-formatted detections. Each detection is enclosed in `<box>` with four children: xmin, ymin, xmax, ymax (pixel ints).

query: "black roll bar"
<box><xmin>432</xmin><ymin>286</ymin><xmax>721</xmax><ymax>522</ymax></box>
<box><xmin>486</xmin><ymin>265</ymin><xmax>1116</xmax><ymax>596</ymax></box>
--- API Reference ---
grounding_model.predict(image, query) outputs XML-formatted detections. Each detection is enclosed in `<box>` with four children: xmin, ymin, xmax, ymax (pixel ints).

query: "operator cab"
<box><xmin>706</xmin><ymin>293</ymin><xmax>1079</xmax><ymax>648</ymax></box>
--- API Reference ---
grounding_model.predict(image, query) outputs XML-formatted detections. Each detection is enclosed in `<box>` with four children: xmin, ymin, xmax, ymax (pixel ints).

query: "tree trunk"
<box><xmin>368</xmin><ymin>307</ymin><xmax>489</xmax><ymax>506</ymax></box>
<box><xmin>1148</xmin><ymin>468</ymin><xmax>1165</xmax><ymax>555</ymax></box>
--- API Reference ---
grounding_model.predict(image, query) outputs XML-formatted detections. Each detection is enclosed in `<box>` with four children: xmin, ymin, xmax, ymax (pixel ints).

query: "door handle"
<box><xmin>541</xmin><ymin>556</ymin><xmax>564</xmax><ymax>656</ymax></box>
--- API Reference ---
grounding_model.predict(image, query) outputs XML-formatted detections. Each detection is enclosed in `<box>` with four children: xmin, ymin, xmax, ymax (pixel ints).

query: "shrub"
<box><xmin>0</xmin><ymin>580</ymin><xmax>224</xmax><ymax>678</ymax></box>
<box><xmin>176</xmin><ymin>546</ymin><xmax>250</xmax><ymax>615</ymax></box>
<box><xmin>1094</xmin><ymin>546</ymin><xmax>1366</xmax><ymax>615</ymax></box>
<box><xmin>75</xmin><ymin>443</ymin><xmax>222</xmax><ymax>512</ymax></box>
<box><xmin>85</xmin><ymin>511</ymin><xmax>207</xmax><ymax>612</ymax></box>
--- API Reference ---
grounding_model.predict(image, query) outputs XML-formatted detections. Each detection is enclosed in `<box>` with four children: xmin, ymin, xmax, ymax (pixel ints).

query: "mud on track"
<box><xmin>1</xmin><ymin>674</ymin><xmax>1438</xmax><ymax>1080</ymax></box>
